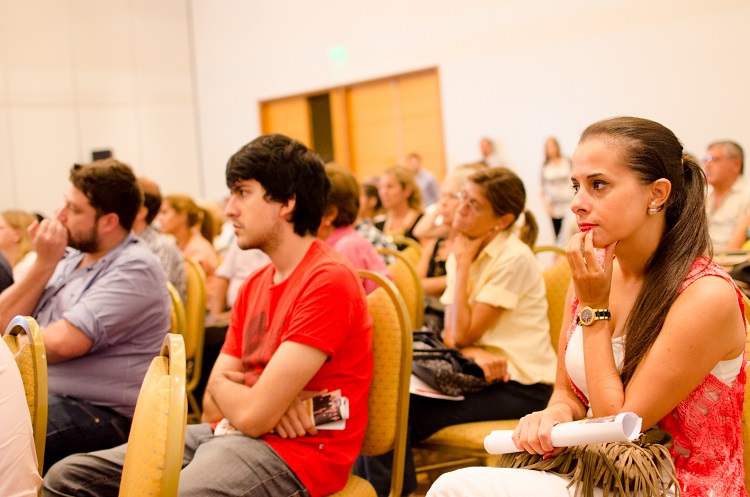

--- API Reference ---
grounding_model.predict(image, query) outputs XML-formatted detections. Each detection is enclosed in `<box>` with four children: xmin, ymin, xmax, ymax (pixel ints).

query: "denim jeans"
<box><xmin>44</xmin><ymin>394</ymin><xmax>132</xmax><ymax>474</ymax></box>
<box><xmin>354</xmin><ymin>381</ymin><xmax>554</xmax><ymax>496</ymax></box>
<box><xmin>43</xmin><ymin>423</ymin><xmax>310</xmax><ymax>497</ymax></box>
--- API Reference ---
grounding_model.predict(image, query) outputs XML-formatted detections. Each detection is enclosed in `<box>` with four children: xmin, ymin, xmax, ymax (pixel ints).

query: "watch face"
<box><xmin>580</xmin><ymin>307</ymin><xmax>594</xmax><ymax>325</ymax></box>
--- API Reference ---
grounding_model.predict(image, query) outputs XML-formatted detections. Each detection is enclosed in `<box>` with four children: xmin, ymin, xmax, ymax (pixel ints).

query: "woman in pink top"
<box><xmin>318</xmin><ymin>164</ymin><xmax>390</xmax><ymax>294</ymax></box>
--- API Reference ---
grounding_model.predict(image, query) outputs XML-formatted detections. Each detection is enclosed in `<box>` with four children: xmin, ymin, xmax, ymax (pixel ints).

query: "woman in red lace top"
<box><xmin>427</xmin><ymin>117</ymin><xmax>747</xmax><ymax>497</ymax></box>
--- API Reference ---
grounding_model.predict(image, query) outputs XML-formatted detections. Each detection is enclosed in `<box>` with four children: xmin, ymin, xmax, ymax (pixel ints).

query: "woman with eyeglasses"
<box><xmin>415</xmin><ymin>164</ymin><xmax>485</xmax><ymax>332</ymax></box>
<box><xmin>355</xmin><ymin>167</ymin><xmax>557</xmax><ymax>497</ymax></box>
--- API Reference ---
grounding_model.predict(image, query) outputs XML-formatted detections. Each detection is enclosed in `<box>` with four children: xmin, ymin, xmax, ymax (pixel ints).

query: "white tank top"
<box><xmin>565</xmin><ymin>325</ymin><xmax>743</xmax><ymax>403</ymax></box>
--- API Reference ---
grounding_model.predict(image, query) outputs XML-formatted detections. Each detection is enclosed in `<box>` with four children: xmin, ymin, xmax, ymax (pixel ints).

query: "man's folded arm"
<box><xmin>205</xmin><ymin>341</ymin><xmax>327</xmax><ymax>438</ymax></box>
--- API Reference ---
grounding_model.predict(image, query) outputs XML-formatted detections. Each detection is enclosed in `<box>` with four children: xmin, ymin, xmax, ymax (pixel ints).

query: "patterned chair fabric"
<box><xmin>119</xmin><ymin>333</ymin><xmax>187</xmax><ymax>497</ymax></box>
<box><xmin>4</xmin><ymin>315</ymin><xmax>48</xmax><ymax>473</ymax></box>
<box><xmin>327</xmin><ymin>270</ymin><xmax>412</xmax><ymax>497</ymax></box>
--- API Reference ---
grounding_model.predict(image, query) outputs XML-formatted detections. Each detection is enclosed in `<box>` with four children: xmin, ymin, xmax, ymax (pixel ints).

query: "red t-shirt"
<box><xmin>221</xmin><ymin>240</ymin><xmax>373</xmax><ymax>497</ymax></box>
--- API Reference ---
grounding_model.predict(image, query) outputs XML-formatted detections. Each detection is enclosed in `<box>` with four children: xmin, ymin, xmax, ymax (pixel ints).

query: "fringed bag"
<box><xmin>496</xmin><ymin>429</ymin><xmax>680</xmax><ymax>497</ymax></box>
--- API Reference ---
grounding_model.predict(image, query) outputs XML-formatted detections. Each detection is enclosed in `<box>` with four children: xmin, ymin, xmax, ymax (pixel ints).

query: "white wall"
<box><xmin>0</xmin><ymin>0</ymin><xmax>202</xmax><ymax>217</ymax></box>
<box><xmin>1</xmin><ymin>0</ymin><xmax>748</xmax><ymax>247</ymax></box>
<box><xmin>190</xmin><ymin>0</ymin><xmax>750</xmax><ymax>245</ymax></box>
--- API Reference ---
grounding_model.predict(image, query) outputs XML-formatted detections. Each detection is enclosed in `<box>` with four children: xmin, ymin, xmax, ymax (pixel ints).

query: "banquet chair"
<box><xmin>378</xmin><ymin>247</ymin><xmax>424</xmax><ymax>329</ymax></box>
<box><xmin>4</xmin><ymin>315</ymin><xmax>48</xmax><ymax>474</ymax></box>
<box><xmin>119</xmin><ymin>333</ymin><xmax>187</xmax><ymax>497</ymax></box>
<box><xmin>413</xmin><ymin>258</ymin><xmax>571</xmax><ymax>477</ymax></box>
<box><xmin>391</xmin><ymin>234</ymin><xmax>422</xmax><ymax>266</ymax></box>
<box><xmin>183</xmin><ymin>259</ymin><xmax>207</xmax><ymax>423</ymax></box>
<box><xmin>532</xmin><ymin>245</ymin><xmax>566</xmax><ymax>256</ymax></box>
<box><xmin>167</xmin><ymin>282</ymin><xmax>187</xmax><ymax>336</ymax></box>
<box><xmin>327</xmin><ymin>270</ymin><xmax>412</xmax><ymax>497</ymax></box>
<box><xmin>533</xmin><ymin>244</ymin><xmax>566</xmax><ymax>270</ymax></box>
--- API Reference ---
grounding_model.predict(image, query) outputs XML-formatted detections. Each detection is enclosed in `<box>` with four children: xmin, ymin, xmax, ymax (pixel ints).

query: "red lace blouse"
<box><xmin>565</xmin><ymin>256</ymin><xmax>747</xmax><ymax>497</ymax></box>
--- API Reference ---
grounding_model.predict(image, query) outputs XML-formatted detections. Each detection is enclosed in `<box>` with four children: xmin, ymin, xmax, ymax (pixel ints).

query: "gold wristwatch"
<box><xmin>576</xmin><ymin>306</ymin><xmax>611</xmax><ymax>326</ymax></box>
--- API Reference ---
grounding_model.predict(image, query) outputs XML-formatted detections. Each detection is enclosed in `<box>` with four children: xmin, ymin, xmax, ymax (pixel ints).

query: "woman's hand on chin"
<box><xmin>566</xmin><ymin>230</ymin><xmax>617</xmax><ymax>308</ymax></box>
<box><xmin>453</xmin><ymin>230</ymin><xmax>496</xmax><ymax>265</ymax></box>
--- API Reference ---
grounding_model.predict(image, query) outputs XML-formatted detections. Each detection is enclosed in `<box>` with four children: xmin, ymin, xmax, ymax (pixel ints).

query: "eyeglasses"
<box><xmin>457</xmin><ymin>191</ymin><xmax>488</xmax><ymax>214</ymax></box>
<box><xmin>442</xmin><ymin>191</ymin><xmax>465</xmax><ymax>200</ymax></box>
<box><xmin>703</xmin><ymin>154</ymin><xmax>725</xmax><ymax>163</ymax></box>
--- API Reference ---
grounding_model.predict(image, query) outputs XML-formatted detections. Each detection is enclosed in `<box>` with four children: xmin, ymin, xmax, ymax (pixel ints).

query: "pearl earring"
<box><xmin>647</xmin><ymin>201</ymin><xmax>662</xmax><ymax>215</ymax></box>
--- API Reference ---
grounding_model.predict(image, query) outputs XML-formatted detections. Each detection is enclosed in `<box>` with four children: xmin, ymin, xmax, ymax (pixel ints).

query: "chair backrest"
<box><xmin>391</xmin><ymin>235</ymin><xmax>422</xmax><ymax>266</ymax></box>
<box><xmin>378</xmin><ymin>247</ymin><xmax>424</xmax><ymax>330</ymax></box>
<box><xmin>740</xmin><ymin>293</ymin><xmax>750</xmax><ymax>491</ymax></box>
<box><xmin>182</xmin><ymin>259</ymin><xmax>207</xmax><ymax>393</ymax></box>
<box><xmin>533</xmin><ymin>245</ymin><xmax>566</xmax><ymax>256</ymax></box>
<box><xmin>358</xmin><ymin>270</ymin><xmax>412</xmax><ymax>497</ymax></box>
<box><xmin>167</xmin><ymin>281</ymin><xmax>187</xmax><ymax>336</ymax></box>
<box><xmin>4</xmin><ymin>315</ymin><xmax>47</xmax><ymax>473</ymax></box>
<box><xmin>119</xmin><ymin>333</ymin><xmax>187</xmax><ymax>497</ymax></box>
<box><xmin>542</xmin><ymin>258</ymin><xmax>572</xmax><ymax>353</ymax></box>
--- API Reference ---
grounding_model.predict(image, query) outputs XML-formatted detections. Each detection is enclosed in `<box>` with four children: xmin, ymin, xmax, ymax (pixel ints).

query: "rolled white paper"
<box><xmin>484</xmin><ymin>412</ymin><xmax>643</xmax><ymax>455</ymax></box>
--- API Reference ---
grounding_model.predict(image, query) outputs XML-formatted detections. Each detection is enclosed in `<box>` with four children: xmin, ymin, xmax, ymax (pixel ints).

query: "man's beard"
<box><xmin>68</xmin><ymin>228</ymin><xmax>100</xmax><ymax>253</ymax></box>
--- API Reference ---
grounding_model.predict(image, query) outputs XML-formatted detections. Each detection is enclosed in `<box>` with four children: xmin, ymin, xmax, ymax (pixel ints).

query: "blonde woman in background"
<box><xmin>374</xmin><ymin>165</ymin><xmax>424</xmax><ymax>248</ymax></box>
<box><xmin>0</xmin><ymin>210</ymin><xmax>37</xmax><ymax>280</ymax></box>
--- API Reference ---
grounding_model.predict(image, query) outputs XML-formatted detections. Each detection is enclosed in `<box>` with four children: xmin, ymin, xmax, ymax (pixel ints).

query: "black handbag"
<box><xmin>411</xmin><ymin>331</ymin><xmax>488</xmax><ymax>397</ymax></box>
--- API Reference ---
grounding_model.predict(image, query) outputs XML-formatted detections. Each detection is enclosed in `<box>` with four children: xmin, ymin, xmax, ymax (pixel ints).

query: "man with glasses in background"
<box><xmin>703</xmin><ymin>140</ymin><xmax>747</xmax><ymax>251</ymax></box>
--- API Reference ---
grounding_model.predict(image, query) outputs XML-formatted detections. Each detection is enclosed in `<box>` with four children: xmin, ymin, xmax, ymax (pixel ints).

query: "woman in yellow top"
<box><xmin>356</xmin><ymin>167</ymin><xmax>557</xmax><ymax>496</ymax></box>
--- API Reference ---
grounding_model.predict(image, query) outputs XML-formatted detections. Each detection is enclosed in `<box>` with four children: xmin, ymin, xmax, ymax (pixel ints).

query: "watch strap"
<box><xmin>577</xmin><ymin>307</ymin><xmax>612</xmax><ymax>325</ymax></box>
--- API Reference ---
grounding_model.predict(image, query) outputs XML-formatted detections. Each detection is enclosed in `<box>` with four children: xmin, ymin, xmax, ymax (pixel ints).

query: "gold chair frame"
<box><xmin>167</xmin><ymin>281</ymin><xmax>187</xmax><ymax>337</ymax></box>
<box><xmin>378</xmin><ymin>247</ymin><xmax>424</xmax><ymax>330</ymax></box>
<box><xmin>532</xmin><ymin>245</ymin><xmax>566</xmax><ymax>256</ymax></box>
<box><xmin>390</xmin><ymin>235</ymin><xmax>422</xmax><ymax>266</ymax></box>
<box><xmin>4</xmin><ymin>315</ymin><xmax>48</xmax><ymax>474</ymax></box>
<box><xmin>327</xmin><ymin>270</ymin><xmax>412</xmax><ymax>497</ymax></box>
<box><xmin>182</xmin><ymin>259</ymin><xmax>207</xmax><ymax>423</ymax></box>
<box><xmin>119</xmin><ymin>333</ymin><xmax>187</xmax><ymax>497</ymax></box>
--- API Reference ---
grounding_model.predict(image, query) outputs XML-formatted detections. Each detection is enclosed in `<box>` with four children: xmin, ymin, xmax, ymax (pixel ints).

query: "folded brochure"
<box><xmin>305</xmin><ymin>389</ymin><xmax>349</xmax><ymax>430</ymax></box>
<box><xmin>213</xmin><ymin>389</ymin><xmax>349</xmax><ymax>436</ymax></box>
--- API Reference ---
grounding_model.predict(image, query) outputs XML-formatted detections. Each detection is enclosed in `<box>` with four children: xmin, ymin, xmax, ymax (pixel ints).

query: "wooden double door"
<box><xmin>260</xmin><ymin>68</ymin><xmax>445</xmax><ymax>183</ymax></box>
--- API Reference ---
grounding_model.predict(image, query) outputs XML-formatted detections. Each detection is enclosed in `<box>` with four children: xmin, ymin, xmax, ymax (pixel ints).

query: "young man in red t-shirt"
<box><xmin>44</xmin><ymin>134</ymin><xmax>374</xmax><ymax>497</ymax></box>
